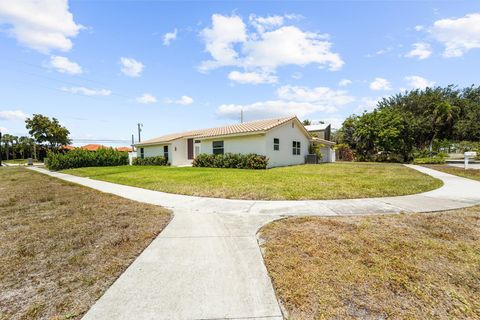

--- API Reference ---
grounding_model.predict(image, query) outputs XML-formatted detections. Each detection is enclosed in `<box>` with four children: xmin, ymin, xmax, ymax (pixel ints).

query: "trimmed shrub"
<box><xmin>193</xmin><ymin>153</ymin><xmax>268</xmax><ymax>169</ymax></box>
<box><xmin>46</xmin><ymin>148</ymin><xmax>128</xmax><ymax>170</ymax></box>
<box><xmin>132</xmin><ymin>156</ymin><xmax>168</xmax><ymax>166</ymax></box>
<box><xmin>413</xmin><ymin>156</ymin><xmax>446</xmax><ymax>165</ymax></box>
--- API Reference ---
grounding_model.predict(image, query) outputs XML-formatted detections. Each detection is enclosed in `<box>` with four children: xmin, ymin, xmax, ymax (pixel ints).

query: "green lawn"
<box><xmin>63</xmin><ymin>163</ymin><xmax>442</xmax><ymax>200</ymax></box>
<box><xmin>3</xmin><ymin>159</ymin><xmax>28</xmax><ymax>164</ymax></box>
<box><xmin>3</xmin><ymin>159</ymin><xmax>41</xmax><ymax>165</ymax></box>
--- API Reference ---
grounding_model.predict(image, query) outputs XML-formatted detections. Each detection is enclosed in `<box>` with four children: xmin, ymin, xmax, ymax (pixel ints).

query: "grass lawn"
<box><xmin>424</xmin><ymin>164</ymin><xmax>480</xmax><ymax>182</ymax></box>
<box><xmin>259</xmin><ymin>207</ymin><xmax>480</xmax><ymax>319</ymax></box>
<box><xmin>3</xmin><ymin>159</ymin><xmax>41</xmax><ymax>165</ymax></box>
<box><xmin>0</xmin><ymin>168</ymin><xmax>171</xmax><ymax>320</ymax></box>
<box><xmin>63</xmin><ymin>163</ymin><xmax>442</xmax><ymax>200</ymax></box>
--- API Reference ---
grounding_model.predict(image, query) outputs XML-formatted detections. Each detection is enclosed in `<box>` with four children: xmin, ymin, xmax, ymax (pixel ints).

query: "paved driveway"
<box><xmin>30</xmin><ymin>165</ymin><xmax>480</xmax><ymax>320</ymax></box>
<box><xmin>448</xmin><ymin>163</ymin><xmax>480</xmax><ymax>170</ymax></box>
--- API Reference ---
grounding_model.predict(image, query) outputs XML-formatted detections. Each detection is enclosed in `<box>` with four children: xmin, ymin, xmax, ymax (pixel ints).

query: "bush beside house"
<box><xmin>46</xmin><ymin>148</ymin><xmax>128</xmax><ymax>170</ymax></box>
<box><xmin>132</xmin><ymin>156</ymin><xmax>168</xmax><ymax>166</ymax></box>
<box><xmin>193</xmin><ymin>153</ymin><xmax>268</xmax><ymax>169</ymax></box>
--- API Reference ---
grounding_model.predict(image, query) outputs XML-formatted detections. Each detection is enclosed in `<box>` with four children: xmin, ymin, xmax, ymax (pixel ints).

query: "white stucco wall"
<box><xmin>199</xmin><ymin>134</ymin><xmax>266</xmax><ymax>156</ymax></box>
<box><xmin>265</xmin><ymin>120</ymin><xmax>311</xmax><ymax>167</ymax></box>
<box><xmin>320</xmin><ymin>147</ymin><xmax>336</xmax><ymax>163</ymax></box>
<box><xmin>137</xmin><ymin>143</ymin><xmax>173</xmax><ymax>164</ymax></box>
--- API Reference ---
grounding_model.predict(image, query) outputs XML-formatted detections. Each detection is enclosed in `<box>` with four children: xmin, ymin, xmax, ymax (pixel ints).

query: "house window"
<box><xmin>273</xmin><ymin>138</ymin><xmax>280</xmax><ymax>151</ymax></box>
<box><xmin>163</xmin><ymin>146</ymin><xmax>168</xmax><ymax>161</ymax></box>
<box><xmin>212</xmin><ymin>141</ymin><xmax>224</xmax><ymax>155</ymax></box>
<box><xmin>292</xmin><ymin>141</ymin><xmax>301</xmax><ymax>155</ymax></box>
<box><xmin>140</xmin><ymin>147</ymin><xmax>145</xmax><ymax>159</ymax></box>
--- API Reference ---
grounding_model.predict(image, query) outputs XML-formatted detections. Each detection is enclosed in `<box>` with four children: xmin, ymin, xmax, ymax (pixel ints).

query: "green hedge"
<box><xmin>132</xmin><ymin>156</ymin><xmax>168</xmax><ymax>166</ymax></box>
<box><xmin>193</xmin><ymin>153</ymin><xmax>268</xmax><ymax>169</ymax></box>
<box><xmin>412</xmin><ymin>156</ymin><xmax>446</xmax><ymax>165</ymax></box>
<box><xmin>46</xmin><ymin>148</ymin><xmax>128</xmax><ymax>170</ymax></box>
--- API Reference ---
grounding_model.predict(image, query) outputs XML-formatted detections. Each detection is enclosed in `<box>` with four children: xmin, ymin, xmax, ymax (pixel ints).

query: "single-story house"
<box><xmin>134</xmin><ymin>116</ymin><xmax>335</xmax><ymax>168</ymax></box>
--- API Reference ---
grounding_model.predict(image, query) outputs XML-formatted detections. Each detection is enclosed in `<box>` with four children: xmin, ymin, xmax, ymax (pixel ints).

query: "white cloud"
<box><xmin>163</xmin><ymin>28</ymin><xmax>178</xmax><ymax>46</ymax></box>
<box><xmin>0</xmin><ymin>110</ymin><xmax>28</xmax><ymax>121</ymax></box>
<box><xmin>0</xmin><ymin>126</ymin><xmax>8</xmax><ymax>133</ymax></box>
<box><xmin>217</xmin><ymin>85</ymin><xmax>354</xmax><ymax>120</ymax></box>
<box><xmin>366</xmin><ymin>47</ymin><xmax>393</xmax><ymax>57</ymax></box>
<box><xmin>242</xmin><ymin>26</ymin><xmax>343</xmax><ymax>71</ymax></box>
<box><xmin>61</xmin><ymin>86</ymin><xmax>111</xmax><ymax>96</ymax></box>
<box><xmin>405</xmin><ymin>75</ymin><xmax>435</xmax><ymax>89</ymax></box>
<box><xmin>338</xmin><ymin>79</ymin><xmax>352</xmax><ymax>87</ymax></box>
<box><xmin>199</xmin><ymin>14</ymin><xmax>247</xmax><ymax>70</ymax></box>
<box><xmin>405</xmin><ymin>42</ymin><xmax>432</xmax><ymax>60</ymax></box>
<box><xmin>249</xmin><ymin>14</ymin><xmax>284</xmax><ymax>33</ymax></box>
<box><xmin>199</xmin><ymin>13</ymin><xmax>344</xmax><ymax>79</ymax></box>
<box><xmin>49</xmin><ymin>55</ymin><xmax>82</xmax><ymax>74</ymax></box>
<box><xmin>0</xmin><ymin>0</ymin><xmax>83</xmax><ymax>53</ymax></box>
<box><xmin>276</xmin><ymin>85</ymin><xmax>354</xmax><ymax>105</ymax></box>
<box><xmin>164</xmin><ymin>95</ymin><xmax>194</xmax><ymax>105</ymax></box>
<box><xmin>355</xmin><ymin>97</ymin><xmax>383</xmax><ymax>113</ymax></box>
<box><xmin>414</xmin><ymin>25</ymin><xmax>424</xmax><ymax>31</ymax></box>
<box><xmin>228</xmin><ymin>70</ymin><xmax>277</xmax><ymax>84</ymax></box>
<box><xmin>120</xmin><ymin>57</ymin><xmax>144</xmax><ymax>77</ymax></box>
<box><xmin>430</xmin><ymin>13</ymin><xmax>480</xmax><ymax>57</ymax></box>
<box><xmin>369</xmin><ymin>78</ymin><xmax>391</xmax><ymax>91</ymax></box>
<box><xmin>136</xmin><ymin>93</ymin><xmax>157</xmax><ymax>104</ymax></box>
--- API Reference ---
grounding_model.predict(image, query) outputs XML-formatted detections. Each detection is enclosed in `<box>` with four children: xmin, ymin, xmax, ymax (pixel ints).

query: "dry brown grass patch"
<box><xmin>260</xmin><ymin>207</ymin><xmax>480</xmax><ymax>319</ymax></box>
<box><xmin>425</xmin><ymin>164</ymin><xmax>480</xmax><ymax>182</ymax></box>
<box><xmin>0</xmin><ymin>168</ymin><xmax>171</xmax><ymax>320</ymax></box>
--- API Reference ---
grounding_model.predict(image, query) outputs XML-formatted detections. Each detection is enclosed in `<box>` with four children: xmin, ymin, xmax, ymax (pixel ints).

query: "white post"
<box><xmin>464</xmin><ymin>155</ymin><xmax>469</xmax><ymax>170</ymax></box>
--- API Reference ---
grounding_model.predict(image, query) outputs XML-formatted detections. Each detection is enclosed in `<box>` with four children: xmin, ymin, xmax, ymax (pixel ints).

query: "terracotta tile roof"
<box><xmin>137</xmin><ymin>116</ymin><xmax>298</xmax><ymax>146</ymax></box>
<box><xmin>116</xmin><ymin>147</ymin><xmax>133</xmax><ymax>152</ymax></box>
<box><xmin>61</xmin><ymin>145</ymin><xmax>76</xmax><ymax>150</ymax></box>
<box><xmin>81</xmin><ymin>144</ymin><xmax>107</xmax><ymax>151</ymax></box>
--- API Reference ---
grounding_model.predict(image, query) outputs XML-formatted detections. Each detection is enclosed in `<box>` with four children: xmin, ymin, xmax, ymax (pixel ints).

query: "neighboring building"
<box><xmin>304</xmin><ymin>123</ymin><xmax>331</xmax><ymax>141</ymax></box>
<box><xmin>62</xmin><ymin>144</ymin><xmax>133</xmax><ymax>152</ymax></box>
<box><xmin>81</xmin><ymin>144</ymin><xmax>107</xmax><ymax>151</ymax></box>
<box><xmin>135</xmin><ymin>116</ymin><xmax>335</xmax><ymax>168</ymax></box>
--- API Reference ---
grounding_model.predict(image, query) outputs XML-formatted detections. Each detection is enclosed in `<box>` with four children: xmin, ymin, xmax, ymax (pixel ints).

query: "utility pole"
<box><xmin>131</xmin><ymin>134</ymin><xmax>135</xmax><ymax>152</ymax></box>
<box><xmin>240</xmin><ymin>109</ymin><xmax>243</xmax><ymax>123</ymax></box>
<box><xmin>137</xmin><ymin>123</ymin><xmax>143</xmax><ymax>143</ymax></box>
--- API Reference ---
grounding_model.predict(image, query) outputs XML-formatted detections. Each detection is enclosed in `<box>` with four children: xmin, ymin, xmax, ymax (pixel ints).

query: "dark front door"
<box><xmin>187</xmin><ymin>138</ymin><xmax>194</xmax><ymax>160</ymax></box>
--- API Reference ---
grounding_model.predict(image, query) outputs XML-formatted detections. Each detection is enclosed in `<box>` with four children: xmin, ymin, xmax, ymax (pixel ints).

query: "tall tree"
<box><xmin>429</xmin><ymin>101</ymin><xmax>459</xmax><ymax>151</ymax></box>
<box><xmin>1</xmin><ymin>134</ymin><xmax>15</xmax><ymax>160</ymax></box>
<box><xmin>25</xmin><ymin>114</ymin><xmax>71</xmax><ymax>150</ymax></box>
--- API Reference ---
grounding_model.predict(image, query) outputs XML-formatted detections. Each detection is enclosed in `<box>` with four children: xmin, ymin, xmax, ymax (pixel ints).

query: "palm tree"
<box><xmin>1</xmin><ymin>134</ymin><xmax>14</xmax><ymax>160</ymax></box>
<box><xmin>429</xmin><ymin>101</ymin><xmax>459</xmax><ymax>152</ymax></box>
<box><xmin>18</xmin><ymin>136</ymin><xmax>34</xmax><ymax>159</ymax></box>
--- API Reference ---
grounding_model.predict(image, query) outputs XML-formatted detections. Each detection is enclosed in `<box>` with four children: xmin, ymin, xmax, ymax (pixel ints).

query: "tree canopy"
<box><xmin>25</xmin><ymin>114</ymin><xmax>71</xmax><ymax>149</ymax></box>
<box><xmin>337</xmin><ymin>85</ymin><xmax>480</xmax><ymax>162</ymax></box>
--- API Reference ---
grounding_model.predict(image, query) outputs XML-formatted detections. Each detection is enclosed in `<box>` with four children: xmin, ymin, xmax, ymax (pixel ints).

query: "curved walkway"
<box><xmin>29</xmin><ymin>165</ymin><xmax>480</xmax><ymax>320</ymax></box>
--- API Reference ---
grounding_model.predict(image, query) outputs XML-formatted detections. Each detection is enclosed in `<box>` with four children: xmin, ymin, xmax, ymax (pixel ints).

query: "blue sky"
<box><xmin>0</xmin><ymin>1</ymin><xmax>479</xmax><ymax>146</ymax></box>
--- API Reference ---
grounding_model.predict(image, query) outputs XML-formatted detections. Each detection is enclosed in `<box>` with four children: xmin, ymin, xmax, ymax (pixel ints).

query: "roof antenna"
<box><xmin>240</xmin><ymin>109</ymin><xmax>244</xmax><ymax>123</ymax></box>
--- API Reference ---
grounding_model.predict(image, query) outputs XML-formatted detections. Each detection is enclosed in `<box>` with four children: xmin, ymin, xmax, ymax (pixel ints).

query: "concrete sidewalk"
<box><xmin>29</xmin><ymin>165</ymin><xmax>480</xmax><ymax>320</ymax></box>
